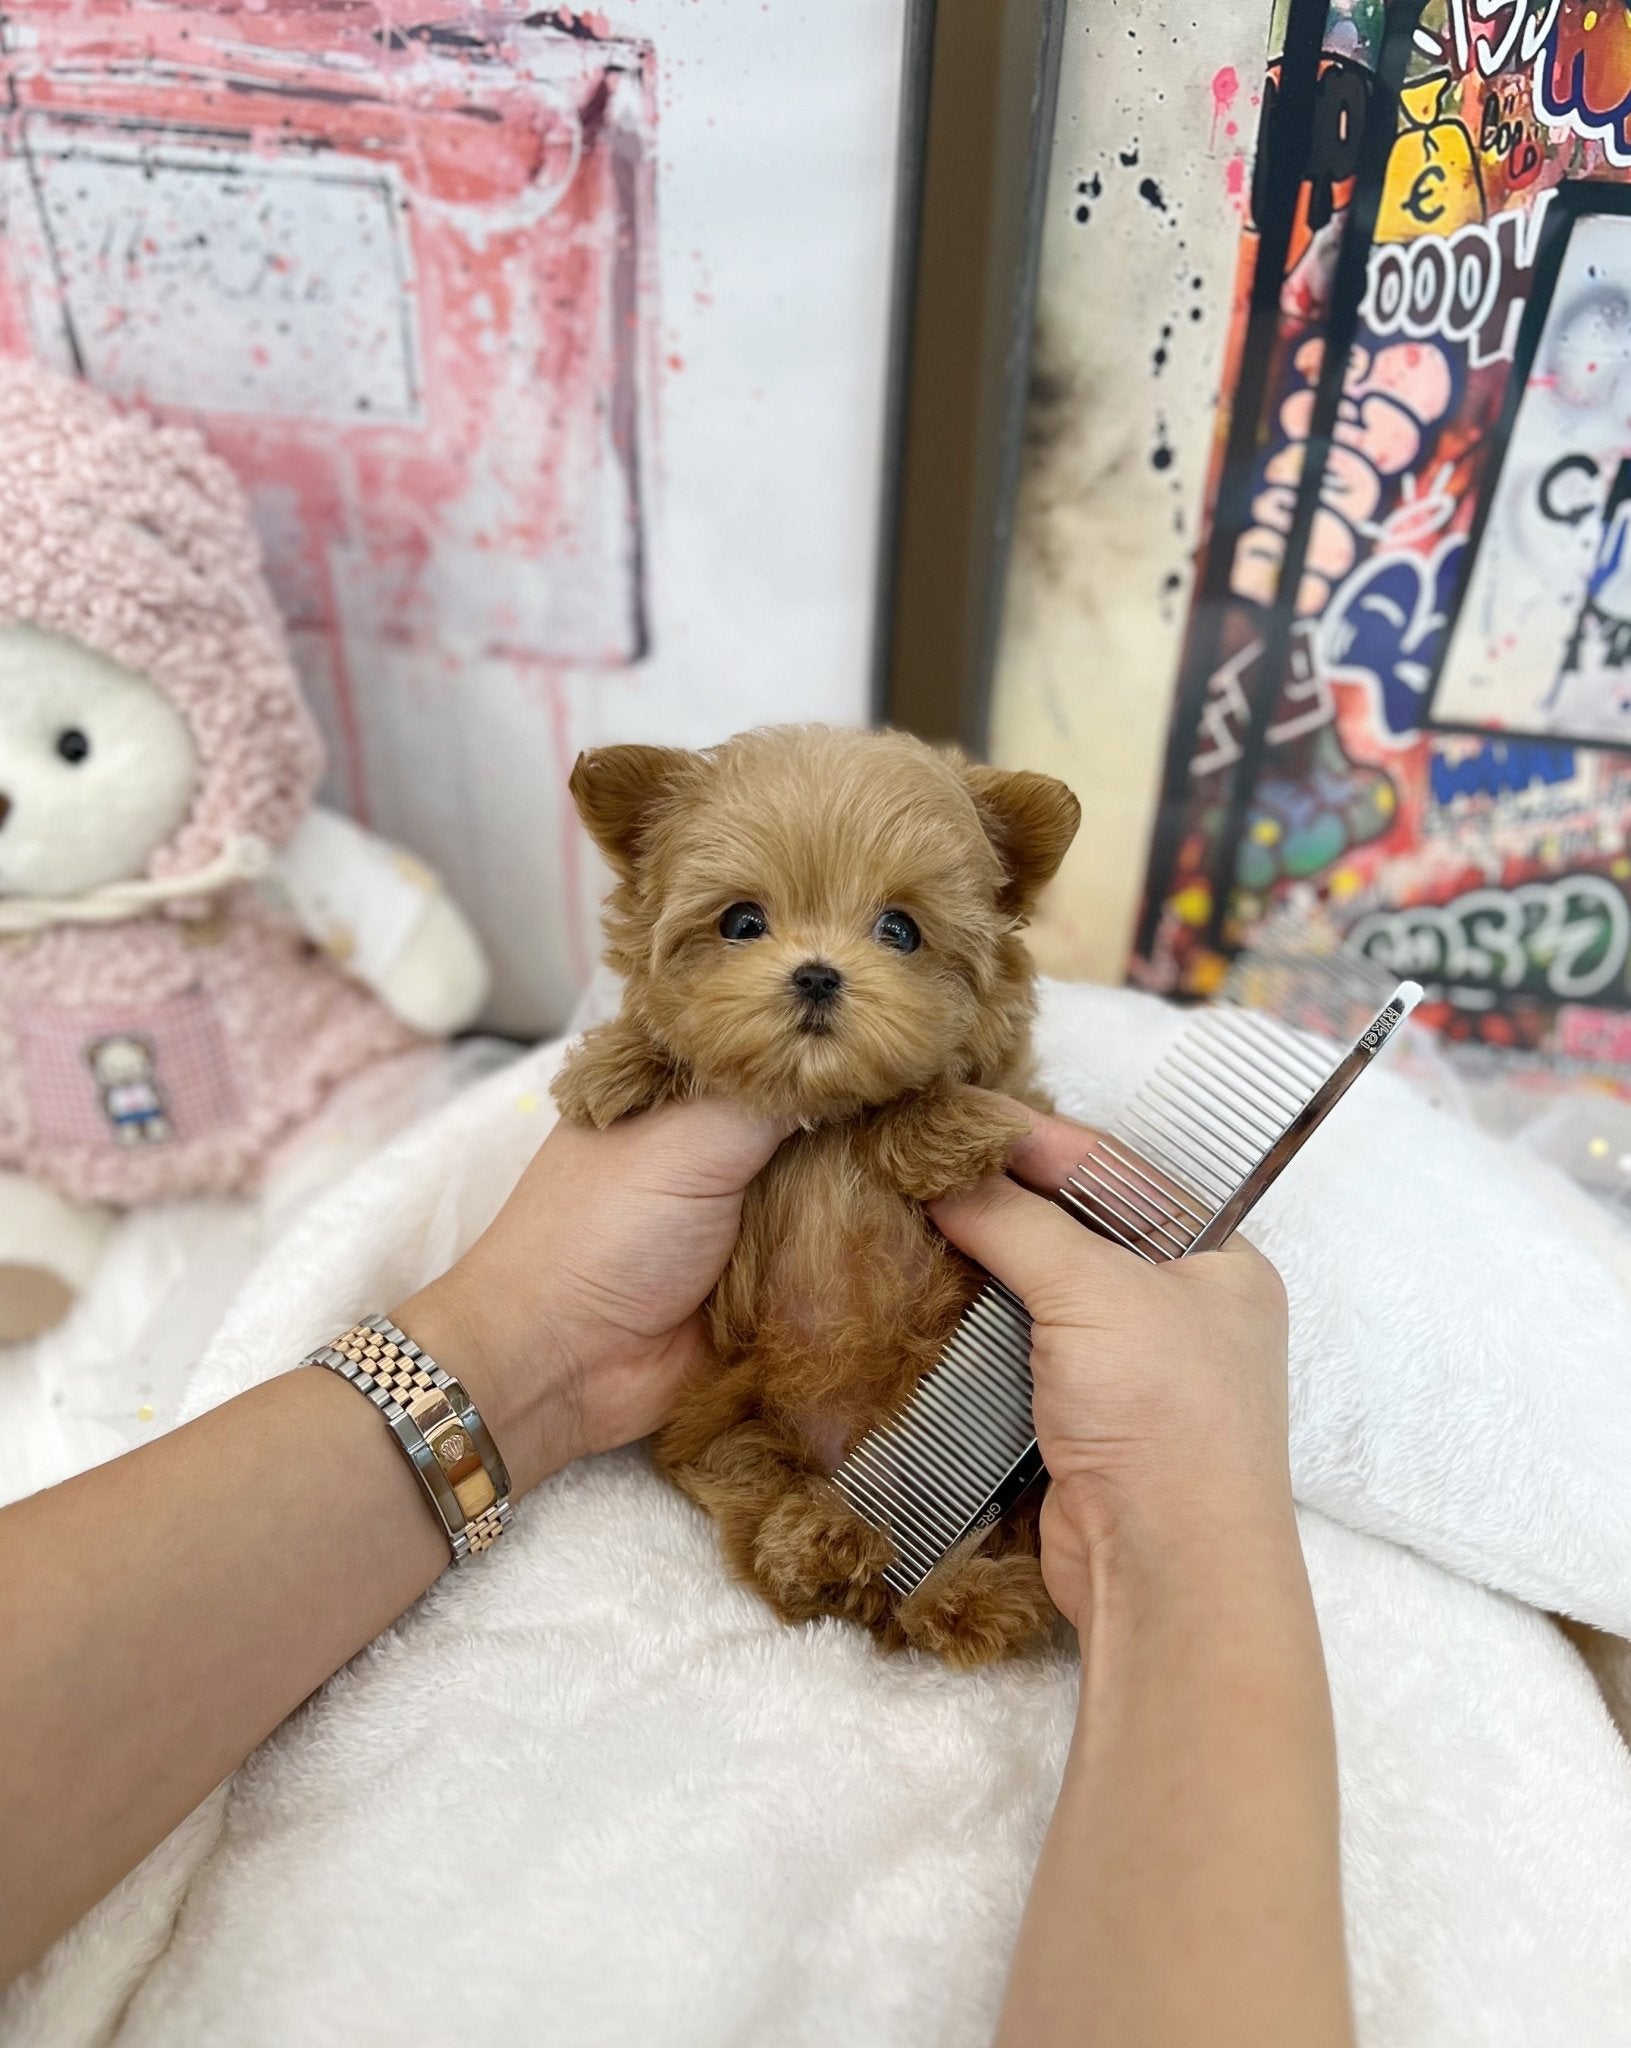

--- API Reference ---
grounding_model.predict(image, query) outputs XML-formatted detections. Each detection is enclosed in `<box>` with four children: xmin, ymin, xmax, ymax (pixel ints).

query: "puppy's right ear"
<box><xmin>568</xmin><ymin>745</ymin><xmax>694</xmax><ymax>880</ymax></box>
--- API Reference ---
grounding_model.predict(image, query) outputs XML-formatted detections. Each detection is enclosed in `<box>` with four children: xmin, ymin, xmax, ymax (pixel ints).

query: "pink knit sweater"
<box><xmin>0</xmin><ymin>365</ymin><xmax>415</xmax><ymax>1206</ymax></box>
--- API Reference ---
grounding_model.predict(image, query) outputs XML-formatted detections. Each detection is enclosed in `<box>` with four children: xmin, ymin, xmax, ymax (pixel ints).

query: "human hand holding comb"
<box><xmin>936</xmin><ymin>1104</ymin><xmax>1352</xmax><ymax>2048</ymax></box>
<box><xmin>929</xmin><ymin>1100</ymin><xmax>1293</xmax><ymax>1635</ymax></box>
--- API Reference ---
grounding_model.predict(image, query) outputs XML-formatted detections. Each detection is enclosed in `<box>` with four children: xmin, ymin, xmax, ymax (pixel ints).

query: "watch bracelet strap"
<box><xmin>303</xmin><ymin>1314</ymin><xmax>512</xmax><ymax>1561</ymax></box>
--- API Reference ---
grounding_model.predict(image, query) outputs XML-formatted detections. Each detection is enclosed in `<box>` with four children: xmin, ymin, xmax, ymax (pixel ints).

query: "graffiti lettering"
<box><xmin>1476</xmin><ymin>85</ymin><xmax>1544</xmax><ymax>184</ymax></box>
<box><xmin>1365</xmin><ymin>195</ymin><xmax>1552</xmax><ymax>367</ymax></box>
<box><xmin>1190</xmin><ymin>637</ymin><xmax>1259</xmax><ymax>780</ymax></box>
<box><xmin>1322</xmin><ymin>536</ymin><xmax>1465</xmax><ymax>746</ymax></box>
<box><xmin>1255</xmin><ymin>58</ymin><xmax>1373</xmax><ymax>243</ymax></box>
<box><xmin>1268</xmin><ymin>619</ymin><xmax>1337</xmax><ymax>749</ymax></box>
<box><xmin>1552</xmin><ymin>455</ymin><xmax>1631</xmax><ymax>721</ymax></box>
<box><xmin>1537</xmin><ymin>0</ymin><xmax>1631</xmax><ymax>166</ymax></box>
<box><xmin>1558</xmin><ymin>1003</ymin><xmax>1631</xmax><ymax>1060</ymax></box>
<box><xmin>1237</xmin><ymin>339</ymin><xmax>1456</xmax><ymax>615</ymax></box>
<box><xmin>1537</xmin><ymin>449</ymin><xmax>1603</xmax><ymax>526</ymax></box>
<box><xmin>1428</xmin><ymin>739</ymin><xmax>1577</xmax><ymax>803</ymax></box>
<box><xmin>1350</xmin><ymin>873</ymin><xmax>1631</xmax><ymax>1000</ymax></box>
<box><xmin>1445</xmin><ymin>0</ymin><xmax>1562</xmax><ymax>81</ymax></box>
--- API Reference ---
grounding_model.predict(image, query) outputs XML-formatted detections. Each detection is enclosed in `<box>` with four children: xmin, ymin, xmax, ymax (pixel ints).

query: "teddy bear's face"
<box><xmin>86</xmin><ymin>1035</ymin><xmax>153</xmax><ymax>1084</ymax></box>
<box><xmin>0</xmin><ymin>624</ymin><xmax>200</xmax><ymax>896</ymax></box>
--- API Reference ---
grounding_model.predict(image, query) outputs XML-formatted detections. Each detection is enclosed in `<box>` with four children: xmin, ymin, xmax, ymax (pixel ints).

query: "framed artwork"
<box><xmin>1129</xmin><ymin>0</ymin><xmax>1631</xmax><ymax>1076</ymax></box>
<box><xmin>1430</xmin><ymin>183</ymin><xmax>1631</xmax><ymax>748</ymax></box>
<box><xmin>0</xmin><ymin>2</ymin><xmax>921</xmax><ymax>1032</ymax></box>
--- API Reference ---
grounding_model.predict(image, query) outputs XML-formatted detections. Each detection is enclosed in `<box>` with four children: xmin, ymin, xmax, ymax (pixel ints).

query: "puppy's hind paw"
<box><xmin>752</xmin><ymin>1479</ymin><xmax>895</xmax><ymax>1625</ymax></box>
<box><xmin>897</xmin><ymin>1551</ymin><xmax>1058</xmax><ymax>1669</ymax></box>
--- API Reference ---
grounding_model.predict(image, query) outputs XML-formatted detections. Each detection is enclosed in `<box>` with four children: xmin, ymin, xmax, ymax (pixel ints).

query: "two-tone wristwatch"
<box><xmin>304</xmin><ymin>1313</ymin><xmax>512</xmax><ymax>1560</ymax></box>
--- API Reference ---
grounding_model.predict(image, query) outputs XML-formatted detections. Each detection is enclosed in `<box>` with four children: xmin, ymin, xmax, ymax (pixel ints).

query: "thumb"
<box><xmin>635</xmin><ymin>1094</ymin><xmax>796</xmax><ymax>1197</ymax></box>
<box><xmin>930</xmin><ymin>1174</ymin><xmax>1140</xmax><ymax>1312</ymax></box>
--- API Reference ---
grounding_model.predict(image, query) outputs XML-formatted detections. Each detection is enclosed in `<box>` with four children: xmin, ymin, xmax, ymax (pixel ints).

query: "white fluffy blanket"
<box><xmin>5</xmin><ymin>982</ymin><xmax>1631</xmax><ymax>2048</ymax></box>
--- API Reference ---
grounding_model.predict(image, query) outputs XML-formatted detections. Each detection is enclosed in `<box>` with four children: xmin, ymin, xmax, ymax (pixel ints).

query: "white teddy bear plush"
<box><xmin>0</xmin><ymin>367</ymin><xmax>489</xmax><ymax>1341</ymax></box>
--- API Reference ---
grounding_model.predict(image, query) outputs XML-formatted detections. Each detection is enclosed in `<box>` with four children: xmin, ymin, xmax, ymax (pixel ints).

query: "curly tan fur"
<box><xmin>554</xmin><ymin>725</ymin><xmax>1080</xmax><ymax>1666</ymax></box>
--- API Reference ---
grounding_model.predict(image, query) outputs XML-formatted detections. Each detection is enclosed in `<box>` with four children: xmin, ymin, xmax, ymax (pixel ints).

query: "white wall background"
<box><xmin>991</xmin><ymin>0</ymin><xmax>1269</xmax><ymax>984</ymax></box>
<box><xmin>474</xmin><ymin>0</ymin><xmax>912</xmax><ymax>1029</ymax></box>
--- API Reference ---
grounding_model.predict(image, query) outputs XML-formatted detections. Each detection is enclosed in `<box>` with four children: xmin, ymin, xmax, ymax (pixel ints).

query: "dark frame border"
<box><xmin>875</xmin><ymin>0</ymin><xmax>1066</xmax><ymax>752</ymax></box>
<box><xmin>1422</xmin><ymin>177</ymin><xmax>1631</xmax><ymax>754</ymax></box>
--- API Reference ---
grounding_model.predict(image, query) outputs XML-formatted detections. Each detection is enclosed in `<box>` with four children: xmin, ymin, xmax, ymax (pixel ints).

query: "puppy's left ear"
<box><xmin>962</xmin><ymin>764</ymin><xmax>1081</xmax><ymax>919</ymax></box>
<box><xmin>568</xmin><ymin>745</ymin><xmax>695</xmax><ymax>881</ymax></box>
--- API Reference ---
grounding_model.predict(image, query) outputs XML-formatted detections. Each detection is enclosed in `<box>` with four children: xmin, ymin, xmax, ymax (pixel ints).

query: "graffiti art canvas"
<box><xmin>1133</xmin><ymin>0</ymin><xmax>1631</xmax><ymax>1077</ymax></box>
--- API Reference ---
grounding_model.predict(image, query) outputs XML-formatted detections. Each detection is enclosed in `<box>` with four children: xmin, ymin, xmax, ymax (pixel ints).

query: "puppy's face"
<box><xmin>571</xmin><ymin>728</ymin><xmax>1079</xmax><ymax>1120</ymax></box>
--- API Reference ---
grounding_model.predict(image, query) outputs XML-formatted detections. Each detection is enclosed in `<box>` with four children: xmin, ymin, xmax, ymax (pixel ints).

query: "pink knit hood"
<box><xmin>0</xmin><ymin>362</ymin><xmax>321</xmax><ymax>882</ymax></box>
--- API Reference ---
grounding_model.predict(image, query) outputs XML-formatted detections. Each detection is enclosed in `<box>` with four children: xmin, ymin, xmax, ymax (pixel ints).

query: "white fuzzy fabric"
<box><xmin>5</xmin><ymin>981</ymin><xmax>1631</xmax><ymax>2047</ymax></box>
<box><xmin>1029</xmin><ymin>988</ymin><xmax>1631</xmax><ymax>1634</ymax></box>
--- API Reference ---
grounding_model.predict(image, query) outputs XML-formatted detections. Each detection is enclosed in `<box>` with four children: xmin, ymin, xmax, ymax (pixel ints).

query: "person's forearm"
<box><xmin>998</xmin><ymin>1496</ymin><xmax>1354</xmax><ymax>2048</ymax></box>
<box><xmin>0</xmin><ymin>1287</ymin><xmax>547</xmax><ymax>1988</ymax></box>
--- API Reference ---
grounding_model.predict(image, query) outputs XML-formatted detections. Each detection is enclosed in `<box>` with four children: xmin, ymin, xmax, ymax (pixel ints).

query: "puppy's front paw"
<box><xmin>897</xmin><ymin>1551</ymin><xmax>1058</xmax><ymax>1668</ymax></box>
<box><xmin>552</xmin><ymin>1019</ymin><xmax>671</xmax><ymax>1127</ymax></box>
<box><xmin>752</xmin><ymin>1479</ymin><xmax>895</xmax><ymax>1624</ymax></box>
<box><xmin>877</xmin><ymin>1090</ymin><xmax>1032</xmax><ymax>1203</ymax></box>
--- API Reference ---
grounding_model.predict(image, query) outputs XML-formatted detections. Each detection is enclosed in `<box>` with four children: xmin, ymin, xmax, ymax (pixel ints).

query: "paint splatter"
<box><xmin>1074</xmin><ymin>171</ymin><xmax>1101</xmax><ymax>226</ymax></box>
<box><xmin>1152</xmin><ymin>321</ymin><xmax>1173</xmax><ymax>375</ymax></box>
<box><xmin>0</xmin><ymin>3</ymin><xmax>660</xmax><ymax>833</ymax></box>
<box><xmin>1138</xmin><ymin>176</ymin><xmax>1167</xmax><ymax>212</ymax></box>
<box><xmin>1210</xmin><ymin>64</ymin><xmax>1240</xmax><ymax>148</ymax></box>
<box><xmin>1119</xmin><ymin>141</ymin><xmax>1139</xmax><ymax>167</ymax></box>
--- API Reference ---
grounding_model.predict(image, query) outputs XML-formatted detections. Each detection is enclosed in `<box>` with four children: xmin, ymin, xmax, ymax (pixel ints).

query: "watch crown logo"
<box><xmin>437</xmin><ymin>1429</ymin><xmax>469</xmax><ymax>1466</ymax></box>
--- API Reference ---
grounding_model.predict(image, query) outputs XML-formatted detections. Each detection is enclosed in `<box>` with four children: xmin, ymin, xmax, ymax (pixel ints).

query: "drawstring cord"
<box><xmin>0</xmin><ymin>834</ymin><xmax>272</xmax><ymax>935</ymax></box>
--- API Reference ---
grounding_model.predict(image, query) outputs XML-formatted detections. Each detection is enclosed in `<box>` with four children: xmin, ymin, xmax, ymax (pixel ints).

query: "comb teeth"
<box><xmin>1116</xmin><ymin>1005</ymin><xmax>1336</xmax><ymax>1199</ymax></box>
<box><xmin>833</xmin><ymin>981</ymin><xmax>1417</xmax><ymax>1599</ymax></box>
<box><xmin>837</xmin><ymin>1282</ymin><xmax>1037</xmax><ymax>1595</ymax></box>
<box><xmin>1222</xmin><ymin>914</ymin><xmax>1401</xmax><ymax>1044</ymax></box>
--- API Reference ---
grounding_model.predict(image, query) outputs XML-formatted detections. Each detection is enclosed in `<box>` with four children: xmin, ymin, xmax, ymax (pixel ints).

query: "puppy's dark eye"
<box><xmin>873</xmin><ymin>909</ymin><xmax>921</xmax><ymax>953</ymax></box>
<box><xmin>56</xmin><ymin>728</ymin><xmax>91</xmax><ymax>765</ymax></box>
<box><xmin>719</xmin><ymin>901</ymin><xmax>768</xmax><ymax>942</ymax></box>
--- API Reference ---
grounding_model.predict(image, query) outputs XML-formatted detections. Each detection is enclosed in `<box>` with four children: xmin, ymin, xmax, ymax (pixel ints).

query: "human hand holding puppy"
<box><xmin>2</xmin><ymin>1078</ymin><xmax>1346</xmax><ymax>2048</ymax></box>
<box><xmin>406</xmin><ymin>1086</ymin><xmax>1292</xmax><ymax>1605</ymax></box>
<box><xmin>411</xmin><ymin>1091</ymin><xmax>1343</xmax><ymax>2048</ymax></box>
<box><xmin>393</xmin><ymin>1094</ymin><xmax>792</xmax><ymax>1495</ymax></box>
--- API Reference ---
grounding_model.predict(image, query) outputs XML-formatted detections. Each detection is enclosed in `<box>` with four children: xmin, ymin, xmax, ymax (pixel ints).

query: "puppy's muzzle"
<box><xmin>791</xmin><ymin>959</ymin><xmax>843</xmax><ymax>1032</ymax></box>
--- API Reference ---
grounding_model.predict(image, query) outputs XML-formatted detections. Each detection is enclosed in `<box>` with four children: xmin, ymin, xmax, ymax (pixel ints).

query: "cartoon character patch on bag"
<box><xmin>86</xmin><ymin>1035</ymin><xmax>172</xmax><ymax>1146</ymax></box>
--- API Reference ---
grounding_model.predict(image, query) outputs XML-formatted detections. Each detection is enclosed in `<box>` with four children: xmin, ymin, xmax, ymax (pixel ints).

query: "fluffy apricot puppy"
<box><xmin>554</xmin><ymin>725</ymin><xmax>1080</xmax><ymax>1665</ymax></box>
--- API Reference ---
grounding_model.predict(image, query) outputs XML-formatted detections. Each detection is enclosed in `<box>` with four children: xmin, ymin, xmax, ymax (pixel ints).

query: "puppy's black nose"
<box><xmin>791</xmin><ymin>960</ymin><xmax>843</xmax><ymax>1004</ymax></box>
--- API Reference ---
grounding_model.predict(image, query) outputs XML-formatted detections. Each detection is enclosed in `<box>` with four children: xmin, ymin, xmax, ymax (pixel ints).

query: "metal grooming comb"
<box><xmin>832</xmin><ymin>972</ymin><xmax>1423</xmax><ymax>1598</ymax></box>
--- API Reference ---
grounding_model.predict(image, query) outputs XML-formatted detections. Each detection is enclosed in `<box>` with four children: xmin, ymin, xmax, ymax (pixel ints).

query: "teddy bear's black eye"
<box><xmin>56</xmin><ymin>728</ymin><xmax>91</xmax><ymax>765</ymax></box>
<box><xmin>873</xmin><ymin>909</ymin><xmax>921</xmax><ymax>953</ymax></box>
<box><xmin>719</xmin><ymin>901</ymin><xmax>768</xmax><ymax>942</ymax></box>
